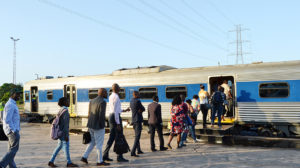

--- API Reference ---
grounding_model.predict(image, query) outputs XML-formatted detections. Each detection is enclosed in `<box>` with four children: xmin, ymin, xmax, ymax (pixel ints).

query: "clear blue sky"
<box><xmin>1</xmin><ymin>0</ymin><xmax>299</xmax><ymax>86</ymax></box>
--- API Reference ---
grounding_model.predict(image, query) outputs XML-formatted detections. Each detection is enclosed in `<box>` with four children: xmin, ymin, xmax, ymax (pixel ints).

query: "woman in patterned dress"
<box><xmin>167</xmin><ymin>96</ymin><xmax>185</xmax><ymax>149</ymax></box>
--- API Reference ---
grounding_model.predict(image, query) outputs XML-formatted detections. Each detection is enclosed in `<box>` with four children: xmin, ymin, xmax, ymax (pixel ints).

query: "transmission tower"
<box><xmin>10</xmin><ymin>37</ymin><xmax>20</xmax><ymax>84</ymax></box>
<box><xmin>229</xmin><ymin>25</ymin><xmax>250</xmax><ymax>64</ymax></box>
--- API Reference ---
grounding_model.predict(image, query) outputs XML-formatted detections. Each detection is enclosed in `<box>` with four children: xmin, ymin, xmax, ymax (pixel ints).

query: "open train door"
<box><xmin>208</xmin><ymin>75</ymin><xmax>236</xmax><ymax>123</ymax></box>
<box><xmin>64</xmin><ymin>85</ymin><xmax>77</xmax><ymax>117</ymax></box>
<box><xmin>30</xmin><ymin>86</ymin><xmax>39</xmax><ymax>112</ymax></box>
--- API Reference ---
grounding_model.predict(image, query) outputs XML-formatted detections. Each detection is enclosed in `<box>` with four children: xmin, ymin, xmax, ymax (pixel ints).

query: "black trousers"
<box><xmin>131</xmin><ymin>122</ymin><xmax>142</xmax><ymax>154</ymax></box>
<box><xmin>103</xmin><ymin>113</ymin><xmax>124</xmax><ymax>159</ymax></box>
<box><xmin>200</xmin><ymin>104</ymin><xmax>208</xmax><ymax>127</ymax></box>
<box><xmin>149</xmin><ymin>123</ymin><xmax>164</xmax><ymax>150</ymax></box>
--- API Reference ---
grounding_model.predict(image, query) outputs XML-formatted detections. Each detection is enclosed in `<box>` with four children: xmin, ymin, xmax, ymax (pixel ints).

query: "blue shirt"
<box><xmin>3</xmin><ymin>98</ymin><xmax>20</xmax><ymax>135</ymax></box>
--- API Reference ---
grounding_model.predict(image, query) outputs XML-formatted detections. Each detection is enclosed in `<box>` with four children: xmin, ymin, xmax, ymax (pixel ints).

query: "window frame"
<box><xmin>109</xmin><ymin>88</ymin><xmax>126</xmax><ymax>100</ymax></box>
<box><xmin>165</xmin><ymin>86</ymin><xmax>187</xmax><ymax>99</ymax></box>
<box><xmin>88</xmin><ymin>89</ymin><xmax>98</xmax><ymax>100</ymax></box>
<box><xmin>138</xmin><ymin>87</ymin><xmax>158</xmax><ymax>100</ymax></box>
<box><xmin>259</xmin><ymin>82</ymin><xmax>290</xmax><ymax>98</ymax></box>
<box><xmin>46</xmin><ymin>90</ymin><xmax>53</xmax><ymax>100</ymax></box>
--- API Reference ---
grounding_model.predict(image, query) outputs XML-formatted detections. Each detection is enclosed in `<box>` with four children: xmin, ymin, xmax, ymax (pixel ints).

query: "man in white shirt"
<box><xmin>103</xmin><ymin>83</ymin><xmax>130</xmax><ymax>162</ymax></box>
<box><xmin>221</xmin><ymin>80</ymin><xmax>230</xmax><ymax>98</ymax></box>
<box><xmin>0</xmin><ymin>88</ymin><xmax>22</xmax><ymax>168</ymax></box>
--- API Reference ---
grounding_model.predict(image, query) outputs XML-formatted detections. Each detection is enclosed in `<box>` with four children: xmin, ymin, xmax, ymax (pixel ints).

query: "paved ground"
<box><xmin>1</xmin><ymin>123</ymin><xmax>300</xmax><ymax>168</ymax></box>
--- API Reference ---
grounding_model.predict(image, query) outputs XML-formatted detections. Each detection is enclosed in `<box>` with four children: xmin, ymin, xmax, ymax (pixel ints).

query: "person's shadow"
<box><xmin>237</xmin><ymin>90</ymin><xmax>256</xmax><ymax>102</ymax></box>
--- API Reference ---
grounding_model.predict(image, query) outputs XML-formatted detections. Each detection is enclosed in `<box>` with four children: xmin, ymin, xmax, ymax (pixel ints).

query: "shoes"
<box><xmin>151</xmin><ymin>148</ymin><xmax>157</xmax><ymax>152</ymax></box>
<box><xmin>80</xmin><ymin>157</ymin><xmax>88</xmax><ymax>164</ymax></box>
<box><xmin>97</xmin><ymin>162</ymin><xmax>110</xmax><ymax>166</ymax></box>
<box><xmin>160</xmin><ymin>147</ymin><xmax>168</xmax><ymax>151</ymax></box>
<box><xmin>167</xmin><ymin>144</ymin><xmax>172</xmax><ymax>149</ymax></box>
<box><xmin>181</xmin><ymin>144</ymin><xmax>187</xmax><ymax>147</ymax></box>
<box><xmin>194</xmin><ymin>139</ymin><xmax>201</xmax><ymax>143</ymax></box>
<box><xmin>137</xmin><ymin>151</ymin><xmax>144</xmax><ymax>154</ymax></box>
<box><xmin>103</xmin><ymin>157</ymin><xmax>113</xmax><ymax>162</ymax></box>
<box><xmin>48</xmin><ymin>162</ymin><xmax>58</xmax><ymax>167</ymax></box>
<box><xmin>177</xmin><ymin>145</ymin><xmax>182</xmax><ymax>149</ymax></box>
<box><xmin>67</xmin><ymin>163</ymin><xmax>78</xmax><ymax>167</ymax></box>
<box><xmin>117</xmin><ymin>157</ymin><xmax>129</xmax><ymax>162</ymax></box>
<box><xmin>131</xmin><ymin>153</ymin><xmax>139</xmax><ymax>157</ymax></box>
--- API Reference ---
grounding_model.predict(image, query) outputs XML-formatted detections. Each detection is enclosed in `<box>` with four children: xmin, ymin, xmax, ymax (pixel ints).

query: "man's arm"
<box><xmin>157</xmin><ymin>104</ymin><xmax>162</xmax><ymax>124</ymax></box>
<box><xmin>3</xmin><ymin>105</ymin><xmax>15</xmax><ymax>133</ymax></box>
<box><xmin>138</xmin><ymin>100</ymin><xmax>145</xmax><ymax>113</ymax></box>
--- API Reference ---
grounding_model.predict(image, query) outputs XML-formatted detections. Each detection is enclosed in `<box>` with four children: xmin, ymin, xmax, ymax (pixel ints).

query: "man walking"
<box><xmin>103</xmin><ymin>84</ymin><xmax>130</xmax><ymax>162</ymax></box>
<box><xmin>0</xmin><ymin>89</ymin><xmax>22</xmax><ymax>168</ymax></box>
<box><xmin>130</xmin><ymin>91</ymin><xmax>145</xmax><ymax>157</ymax></box>
<box><xmin>81</xmin><ymin>88</ymin><xmax>110</xmax><ymax>166</ymax></box>
<box><xmin>148</xmin><ymin>96</ymin><xmax>167</xmax><ymax>152</ymax></box>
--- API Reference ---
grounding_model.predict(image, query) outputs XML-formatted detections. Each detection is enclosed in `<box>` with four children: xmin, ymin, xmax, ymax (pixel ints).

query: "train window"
<box><xmin>47</xmin><ymin>91</ymin><xmax>53</xmax><ymax>100</ymax></box>
<box><xmin>139</xmin><ymin>87</ymin><xmax>157</xmax><ymax>99</ymax></box>
<box><xmin>25</xmin><ymin>92</ymin><xmax>29</xmax><ymax>101</ymax></box>
<box><xmin>166</xmin><ymin>86</ymin><xmax>187</xmax><ymax>99</ymax></box>
<box><xmin>88</xmin><ymin>89</ymin><xmax>98</xmax><ymax>99</ymax></box>
<box><xmin>259</xmin><ymin>82</ymin><xmax>289</xmax><ymax>98</ymax></box>
<box><xmin>109</xmin><ymin>88</ymin><xmax>126</xmax><ymax>99</ymax></box>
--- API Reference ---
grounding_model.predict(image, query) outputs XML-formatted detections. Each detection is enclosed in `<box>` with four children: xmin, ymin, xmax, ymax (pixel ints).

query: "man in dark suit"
<box><xmin>130</xmin><ymin>91</ymin><xmax>145</xmax><ymax>157</ymax></box>
<box><xmin>81</xmin><ymin>88</ymin><xmax>110</xmax><ymax>166</ymax></box>
<box><xmin>148</xmin><ymin>96</ymin><xmax>168</xmax><ymax>152</ymax></box>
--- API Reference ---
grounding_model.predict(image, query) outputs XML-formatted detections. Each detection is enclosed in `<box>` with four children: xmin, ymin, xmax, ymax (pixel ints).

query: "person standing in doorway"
<box><xmin>198</xmin><ymin>84</ymin><xmax>210</xmax><ymax>128</ymax></box>
<box><xmin>81</xmin><ymin>88</ymin><xmax>110</xmax><ymax>166</ymax></box>
<box><xmin>0</xmin><ymin>89</ymin><xmax>22</xmax><ymax>168</ymax></box>
<box><xmin>211</xmin><ymin>86</ymin><xmax>224</xmax><ymax>129</ymax></box>
<box><xmin>148</xmin><ymin>96</ymin><xmax>168</xmax><ymax>152</ymax></box>
<box><xmin>103</xmin><ymin>83</ymin><xmax>130</xmax><ymax>162</ymax></box>
<box><xmin>130</xmin><ymin>91</ymin><xmax>145</xmax><ymax>157</ymax></box>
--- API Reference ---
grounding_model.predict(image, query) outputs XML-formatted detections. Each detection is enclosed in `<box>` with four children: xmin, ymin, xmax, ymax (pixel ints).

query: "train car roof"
<box><xmin>24</xmin><ymin>60</ymin><xmax>300</xmax><ymax>90</ymax></box>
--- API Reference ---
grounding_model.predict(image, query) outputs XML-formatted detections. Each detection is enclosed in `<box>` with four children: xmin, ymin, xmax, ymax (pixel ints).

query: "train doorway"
<box><xmin>64</xmin><ymin>85</ymin><xmax>77</xmax><ymax>117</ymax></box>
<box><xmin>30</xmin><ymin>86</ymin><xmax>39</xmax><ymax>112</ymax></box>
<box><xmin>208</xmin><ymin>76</ymin><xmax>235</xmax><ymax>123</ymax></box>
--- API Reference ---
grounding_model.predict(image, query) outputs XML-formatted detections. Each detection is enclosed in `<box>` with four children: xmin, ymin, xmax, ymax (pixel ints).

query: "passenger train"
<box><xmin>23</xmin><ymin>60</ymin><xmax>300</xmax><ymax>137</ymax></box>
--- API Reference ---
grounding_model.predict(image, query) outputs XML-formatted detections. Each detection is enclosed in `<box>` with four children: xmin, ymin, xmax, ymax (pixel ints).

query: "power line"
<box><xmin>116</xmin><ymin>0</ymin><xmax>206</xmax><ymax>43</ymax></box>
<box><xmin>207</xmin><ymin>0</ymin><xmax>236</xmax><ymax>25</ymax></box>
<box><xmin>159</xmin><ymin>0</ymin><xmax>225</xmax><ymax>37</ymax></box>
<box><xmin>181</xmin><ymin>0</ymin><xmax>226</xmax><ymax>34</ymax></box>
<box><xmin>139</xmin><ymin>0</ymin><xmax>227</xmax><ymax>51</ymax></box>
<box><xmin>37</xmin><ymin>0</ymin><xmax>217</xmax><ymax>61</ymax></box>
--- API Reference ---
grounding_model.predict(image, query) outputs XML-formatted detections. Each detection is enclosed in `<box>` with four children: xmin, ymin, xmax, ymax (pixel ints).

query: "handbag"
<box><xmin>0</xmin><ymin>123</ymin><xmax>8</xmax><ymax>141</ymax></box>
<box><xmin>113</xmin><ymin>131</ymin><xmax>130</xmax><ymax>155</ymax></box>
<box><xmin>82</xmin><ymin>131</ymin><xmax>91</xmax><ymax>144</ymax></box>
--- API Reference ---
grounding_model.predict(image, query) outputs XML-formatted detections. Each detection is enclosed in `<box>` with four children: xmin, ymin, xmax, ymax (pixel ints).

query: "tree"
<box><xmin>0</xmin><ymin>83</ymin><xmax>23</xmax><ymax>104</ymax></box>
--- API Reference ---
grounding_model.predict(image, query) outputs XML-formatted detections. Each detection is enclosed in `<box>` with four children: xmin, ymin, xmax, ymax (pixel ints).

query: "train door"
<box><xmin>64</xmin><ymin>85</ymin><xmax>77</xmax><ymax>117</ymax></box>
<box><xmin>30</xmin><ymin>86</ymin><xmax>39</xmax><ymax>112</ymax></box>
<box><xmin>208</xmin><ymin>76</ymin><xmax>236</xmax><ymax>123</ymax></box>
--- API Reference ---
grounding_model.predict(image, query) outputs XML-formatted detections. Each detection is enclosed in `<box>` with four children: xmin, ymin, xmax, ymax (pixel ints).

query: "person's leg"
<box><xmin>177</xmin><ymin>134</ymin><xmax>181</xmax><ymax>148</ymax></box>
<box><xmin>211</xmin><ymin>105</ymin><xmax>216</xmax><ymax>126</ymax></box>
<box><xmin>0</xmin><ymin>131</ymin><xmax>20</xmax><ymax>168</ymax></box>
<box><xmin>137</xmin><ymin>123</ymin><xmax>142</xmax><ymax>153</ymax></box>
<box><xmin>94</xmin><ymin>128</ymin><xmax>105</xmax><ymax>163</ymax></box>
<box><xmin>82</xmin><ymin>129</ymin><xmax>96</xmax><ymax>159</ymax></box>
<box><xmin>49</xmin><ymin>139</ymin><xmax>63</xmax><ymax>163</ymax></box>
<box><xmin>149</xmin><ymin>124</ymin><xmax>156</xmax><ymax>150</ymax></box>
<box><xmin>189</xmin><ymin>125</ymin><xmax>196</xmax><ymax>141</ymax></box>
<box><xmin>157</xmin><ymin>124</ymin><xmax>165</xmax><ymax>150</ymax></box>
<box><xmin>103</xmin><ymin>114</ymin><xmax>116</xmax><ymax>159</ymax></box>
<box><xmin>203</xmin><ymin>106</ymin><xmax>208</xmax><ymax>127</ymax></box>
<box><xmin>167</xmin><ymin>134</ymin><xmax>173</xmax><ymax>148</ymax></box>
<box><xmin>217</xmin><ymin>105</ymin><xmax>222</xmax><ymax>128</ymax></box>
<box><xmin>131</xmin><ymin>122</ymin><xmax>142</xmax><ymax>155</ymax></box>
<box><xmin>62</xmin><ymin>140</ymin><xmax>72</xmax><ymax>164</ymax></box>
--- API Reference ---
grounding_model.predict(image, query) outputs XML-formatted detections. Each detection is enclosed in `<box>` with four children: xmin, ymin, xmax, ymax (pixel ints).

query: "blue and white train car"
<box><xmin>23</xmin><ymin>60</ymin><xmax>300</xmax><ymax>136</ymax></box>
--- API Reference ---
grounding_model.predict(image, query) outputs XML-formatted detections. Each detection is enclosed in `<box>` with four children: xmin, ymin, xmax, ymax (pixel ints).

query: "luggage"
<box><xmin>82</xmin><ymin>131</ymin><xmax>91</xmax><ymax>144</ymax></box>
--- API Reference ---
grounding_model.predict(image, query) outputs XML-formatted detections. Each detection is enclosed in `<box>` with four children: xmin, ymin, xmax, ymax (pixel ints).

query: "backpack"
<box><xmin>50</xmin><ymin>109</ymin><xmax>67</xmax><ymax>140</ymax></box>
<box><xmin>211</xmin><ymin>91</ymin><xmax>223</xmax><ymax>105</ymax></box>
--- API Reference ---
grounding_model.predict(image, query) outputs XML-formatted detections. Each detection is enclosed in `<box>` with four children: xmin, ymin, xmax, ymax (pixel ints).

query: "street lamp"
<box><xmin>10</xmin><ymin>37</ymin><xmax>20</xmax><ymax>84</ymax></box>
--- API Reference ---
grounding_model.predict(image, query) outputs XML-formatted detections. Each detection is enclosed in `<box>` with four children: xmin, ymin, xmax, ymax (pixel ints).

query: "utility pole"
<box><xmin>10</xmin><ymin>37</ymin><xmax>20</xmax><ymax>84</ymax></box>
<box><xmin>229</xmin><ymin>25</ymin><xmax>250</xmax><ymax>64</ymax></box>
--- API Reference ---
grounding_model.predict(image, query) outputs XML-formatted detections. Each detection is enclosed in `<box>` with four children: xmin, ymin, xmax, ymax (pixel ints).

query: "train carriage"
<box><xmin>23</xmin><ymin>60</ymin><xmax>300</xmax><ymax>137</ymax></box>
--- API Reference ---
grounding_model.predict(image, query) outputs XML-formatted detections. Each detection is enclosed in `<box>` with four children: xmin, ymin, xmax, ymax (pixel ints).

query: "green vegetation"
<box><xmin>0</xmin><ymin>83</ymin><xmax>23</xmax><ymax>105</ymax></box>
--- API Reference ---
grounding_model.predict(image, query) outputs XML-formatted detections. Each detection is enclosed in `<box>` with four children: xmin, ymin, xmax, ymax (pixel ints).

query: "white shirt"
<box><xmin>221</xmin><ymin>83</ymin><xmax>231</xmax><ymax>98</ymax></box>
<box><xmin>199</xmin><ymin>90</ymin><xmax>209</xmax><ymax>104</ymax></box>
<box><xmin>3</xmin><ymin>98</ymin><xmax>20</xmax><ymax>135</ymax></box>
<box><xmin>109</xmin><ymin>92</ymin><xmax>122</xmax><ymax>124</ymax></box>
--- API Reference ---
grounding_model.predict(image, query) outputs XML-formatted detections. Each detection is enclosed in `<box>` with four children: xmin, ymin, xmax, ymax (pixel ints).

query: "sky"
<box><xmin>1</xmin><ymin>0</ymin><xmax>300</xmax><ymax>86</ymax></box>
